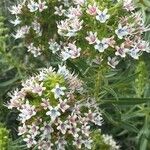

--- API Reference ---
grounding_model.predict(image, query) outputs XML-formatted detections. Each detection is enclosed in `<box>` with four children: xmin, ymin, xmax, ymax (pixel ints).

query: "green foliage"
<box><xmin>0</xmin><ymin>123</ymin><xmax>10</xmax><ymax>150</ymax></box>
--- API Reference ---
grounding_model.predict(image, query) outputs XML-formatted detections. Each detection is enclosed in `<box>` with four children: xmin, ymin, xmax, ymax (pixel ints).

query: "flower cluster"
<box><xmin>7</xmin><ymin>65</ymin><xmax>107</xmax><ymax>149</ymax></box>
<box><xmin>55</xmin><ymin>0</ymin><xmax>150</xmax><ymax>68</ymax></box>
<box><xmin>9</xmin><ymin>0</ymin><xmax>150</xmax><ymax>68</ymax></box>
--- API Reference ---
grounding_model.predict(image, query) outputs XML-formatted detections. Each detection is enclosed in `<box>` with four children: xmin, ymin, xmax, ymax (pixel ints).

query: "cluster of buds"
<box><xmin>7</xmin><ymin>65</ymin><xmax>107</xmax><ymax>149</ymax></box>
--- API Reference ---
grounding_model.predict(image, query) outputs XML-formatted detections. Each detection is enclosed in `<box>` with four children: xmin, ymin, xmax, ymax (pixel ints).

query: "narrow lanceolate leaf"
<box><xmin>101</xmin><ymin>98</ymin><xmax>150</xmax><ymax>105</ymax></box>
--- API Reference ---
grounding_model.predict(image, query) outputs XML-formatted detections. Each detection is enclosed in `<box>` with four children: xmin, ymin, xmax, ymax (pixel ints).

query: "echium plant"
<box><xmin>7</xmin><ymin>65</ymin><xmax>119</xmax><ymax>149</ymax></box>
<box><xmin>9</xmin><ymin>0</ymin><xmax>150</xmax><ymax>68</ymax></box>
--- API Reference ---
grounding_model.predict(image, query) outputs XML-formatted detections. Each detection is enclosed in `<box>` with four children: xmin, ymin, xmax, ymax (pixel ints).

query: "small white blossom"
<box><xmin>96</xmin><ymin>9</ymin><xmax>110</xmax><ymax>23</ymax></box>
<box><xmin>94</xmin><ymin>39</ymin><xmax>109</xmax><ymax>52</ymax></box>
<box><xmin>115</xmin><ymin>24</ymin><xmax>129</xmax><ymax>39</ymax></box>
<box><xmin>46</xmin><ymin>106</ymin><xmax>61</xmax><ymax>121</ymax></box>
<box><xmin>51</xmin><ymin>83</ymin><xmax>66</xmax><ymax>99</ymax></box>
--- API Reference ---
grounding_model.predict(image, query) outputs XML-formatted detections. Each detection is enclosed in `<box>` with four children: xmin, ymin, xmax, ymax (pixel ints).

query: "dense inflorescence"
<box><xmin>9</xmin><ymin>0</ymin><xmax>150</xmax><ymax>68</ymax></box>
<box><xmin>7</xmin><ymin>65</ymin><xmax>119</xmax><ymax>149</ymax></box>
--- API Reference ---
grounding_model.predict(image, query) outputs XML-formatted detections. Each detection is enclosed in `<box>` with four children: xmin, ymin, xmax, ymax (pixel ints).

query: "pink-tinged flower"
<box><xmin>38</xmin><ymin>141</ymin><xmax>53</xmax><ymax>150</ymax></box>
<box><xmin>27</xmin><ymin>43</ymin><xmax>42</xmax><ymax>57</ymax></box>
<box><xmin>106</xmin><ymin>36</ymin><xmax>116</xmax><ymax>48</ymax></box>
<box><xmin>57</xmin><ymin>120</ymin><xmax>69</xmax><ymax>134</ymax></box>
<box><xmin>115</xmin><ymin>43</ymin><xmax>129</xmax><ymax>58</ymax></box>
<box><xmin>81</xmin><ymin>125</ymin><xmax>90</xmax><ymax>137</ymax></box>
<box><xmin>96</xmin><ymin>8</ymin><xmax>110</xmax><ymax>23</ymax></box>
<box><xmin>107</xmin><ymin>57</ymin><xmax>119</xmax><ymax>69</ymax></box>
<box><xmin>40</xmin><ymin>122</ymin><xmax>54</xmax><ymax>138</ymax></box>
<box><xmin>68</xmin><ymin>126</ymin><xmax>80</xmax><ymax>138</ymax></box>
<box><xmin>7</xmin><ymin>89</ymin><xmax>25</xmax><ymax>109</ymax></box>
<box><xmin>54</xmin><ymin>5</ymin><xmax>66</xmax><ymax>16</ymax></box>
<box><xmin>8</xmin><ymin>4</ymin><xmax>22</xmax><ymax>15</ymax></box>
<box><xmin>41</xmin><ymin>98</ymin><xmax>50</xmax><ymax>110</ymax></box>
<box><xmin>83</xmin><ymin>138</ymin><xmax>93</xmax><ymax>149</ymax></box>
<box><xmin>86</xmin><ymin>3</ymin><xmax>98</xmax><ymax>16</ymax></box>
<box><xmin>66</xmin><ymin>6</ymin><xmax>82</xmax><ymax>19</ymax></box>
<box><xmin>46</xmin><ymin>106</ymin><xmax>61</xmax><ymax>121</ymax></box>
<box><xmin>38</xmin><ymin>0</ymin><xmax>48</xmax><ymax>12</ymax></box>
<box><xmin>19</xmin><ymin>101</ymin><xmax>36</xmax><ymax>123</ymax></box>
<box><xmin>32</xmin><ymin>21</ymin><xmax>41</xmax><ymax>35</ymax></box>
<box><xmin>58</xmin><ymin>99</ymin><xmax>70</xmax><ymax>113</ymax></box>
<box><xmin>13</xmin><ymin>25</ymin><xmax>30</xmax><ymax>39</ymax></box>
<box><xmin>136</xmin><ymin>39</ymin><xmax>150</xmax><ymax>53</ymax></box>
<box><xmin>73</xmin><ymin>136</ymin><xmax>83</xmax><ymax>149</ymax></box>
<box><xmin>85</xmin><ymin>31</ymin><xmax>98</xmax><ymax>44</ymax></box>
<box><xmin>31</xmin><ymin>82</ymin><xmax>46</xmax><ymax>96</ymax></box>
<box><xmin>68</xmin><ymin>114</ymin><xmax>78</xmax><ymax>127</ymax></box>
<box><xmin>115</xmin><ymin>24</ymin><xmax>129</xmax><ymax>39</ymax></box>
<box><xmin>123</xmin><ymin>0</ymin><xmax>135</xmax><ymax>12</ymax></box>
<box><xmin>55</xmin><ymin>137</ymin><xmax>67</xmax><ymax>150</ymax></box>
<box><xmin>94</xmin><ymin>39</ymin><xmax>109</xmax><ymax>52</ymax></box>
<box><xmin>18</xmin><ymin>124</ymin><xmax>27</xmax><ymax>136</ymax></box>
<box><xmin>69</xmin><ymin>18</ymin><xmax>83</xmax><ymax>33</ymax></box>
<box><xmin>68</xmin><ymin>42</ymin><xmax>81</xmax><ymax>59</ymax></box>
<box><xmin>28</xmin><ymin>123</ymin><xmax>39</xmax><ymax>137</ymax></box>
<box><xmin>51</xmin><ymin>83</ymin><xmax>66</xmax><ymax>99</ymax></box>
<box><xmin>23</xmin><ymin>134</ymin><xmax>37</xmax><ymax>148</ymax></box>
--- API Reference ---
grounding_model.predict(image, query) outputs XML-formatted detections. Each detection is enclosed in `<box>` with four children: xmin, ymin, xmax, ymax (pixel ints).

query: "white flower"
<box><xmin>27</xmin><ymin>43</ymin><xmax>42</xmax><ymax>57</ymax></box>
<box><xmin>18</xmin><ymin>124</ymin><xmax>27</xmax><ymax>136</ymax></box>
<box><xmin>61</xmin><ymin>50</ymin><xmax>71</xmax><ymax>61</ymax></box>
<box><xmin>19</xmin><ymin>101</ymin><xmax>36</xmax><ymax>123</ymax></box>
<box><xmin>115</xmin><ymin>43</ymin><xmax>129</xmax><ymax>58</ymax></box>
<box><xmin>85</xmin><ymin>31</ymin><xmax>98</xmax><ymax>44</ymax></box>
<box><xmin>58</xmin><ymin>99</ymin><xmax>70</xmax><ymax>113</ymax></box>
<box><xmin>68</xmin><ymin>126</ymin><xmax>80</xmax><ymax>138</ymax></box>
<box><xmin>51</xmin><ymin>83</ymin><xmax>66</xmax><ymax>99</ymax></box>
<box><xmin>54</xmin><ymin>5</ymin><xmax>66</xmax><ymax>16</ymax></box>
<box><xmin>10</xmin><ymin>17</ymin><xmax>21</xmax><ymax>26</ymax></box>
<box><xmin>23</xmin><ymin>134</ymin><xmax>37</xmax><ymax>148</ymax></box>
<box><xmin>38</xmin><ymin>0</ymin><xmax>48</xmax><ymax>12</ymax></box>
<box><xmin>73</xmin><ymin>136</ymin><xmax>83</xmax><ymax>149</ymax></box>
<box><xmin>115</xmin><ymin>24</ymin><xmax>129</xmax><ymax>39</ymax></box>
<box><xmin>57</xmin><ymin>120</ymin><xmax>69</xmax><ymax>134</ymax></box>
<box><xmin>40</xmin><ymin>122</ymin><xmax>54</xmax><ymax>139</ymax></box>
<box><xmin>83</xmin><ymin>138</ymin><xmax>93</xmax><ymax>149</ymax></box>
<box><xmin>107</xmin><ymin>57</ymin><xmax>119</xmax><ymax>69</ymax></box>
<box><xmin>28</xmin><ymin>123</ymin><xmax>39</xmax><ymax>137</ymax></box>
<box><xmin>48</xmin><ymin>40</ymin><xmax>61</xmax><ymax>54</ymax></box>
<box><xmin>102</xmin><ymin>134</ymin><xmax>120</xmax><ymax>150</ymax></box>
<box><xmin>31</xmin><ymin>82</ymin><xmax>46</xmax><ymax>96</ymax></box>
<box><xmin>67</xmin><ymin>42</ymin><xmax>81</xmax><ymax>59</ymax></box>
<box><xmin>8</xmin><ymin>4</ymin><xmax>22</xmax><ymax>15</ymax></box>
<box><xmin>94</xmin><ymin>39</ymin><xmax>109</xmax><ymax>52</ymax></box>
<box><xmin>13</xmin><ymin>25</ymin><xmax>30</xmax><ymax>39</ymax></box>
<box><xmin>128</xmin><ymin>47</ymin><xmax>141</xmax><ymax>60</ymax></box>
<box><xmin>96</xmin><ymin>9</ymin><xmax>110</xmax><ymax>23</ymax></box>
<box><xmin>41</xmin><ymin>98</ymin><xmax>50</xmax><ymax>110</ymax></box>
<box><xmin>57</xmin><ymin>65</ymin><xmax>69</xmax><ymax>77</ymax></box>
<box><xmin>27</xmin><ymin>0</ymin><xmax>39</xmax><ymax>12</ymax></box>
<box><xmin>46</xmin><ymin>106</ymin><xmax>61</xmax><ymax>121</ymax></box>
